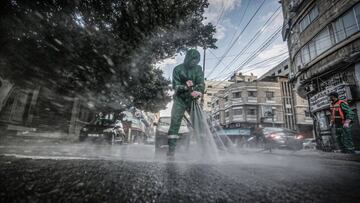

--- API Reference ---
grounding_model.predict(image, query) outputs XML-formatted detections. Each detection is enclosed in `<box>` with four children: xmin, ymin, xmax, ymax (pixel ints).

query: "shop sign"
<box><xmin>309</xmin><ymin>84</ymin><xmax>352</xmax><ymax>112</ymax></box>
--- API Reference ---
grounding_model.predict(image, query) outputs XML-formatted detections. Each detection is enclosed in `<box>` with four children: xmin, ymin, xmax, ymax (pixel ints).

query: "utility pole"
<box><xmin>201</xmin><ymin>47</ymin><xmax>206</xmax><ymax>109</ymax></box>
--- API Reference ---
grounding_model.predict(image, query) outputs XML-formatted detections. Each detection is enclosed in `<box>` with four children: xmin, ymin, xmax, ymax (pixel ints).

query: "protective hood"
<box><xmin>183</xmin><ymin>49</ymin><xmax>200</xmax><ymax>68</ymax></box>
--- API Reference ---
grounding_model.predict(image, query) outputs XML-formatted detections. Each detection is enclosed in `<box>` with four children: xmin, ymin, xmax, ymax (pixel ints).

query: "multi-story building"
<box><xmin>203</xmin><ymin>80</ymin><xmax>233</xmax><ymax>113</ymax></box>
<box><xmin>258</xmin><ymin>58</ymin><xmax>291</xmax><ymax>78</ymax></box>
<box><xmin>281</xmin><ymin>0</ymin><xmax>360</xmax><ymax>148</ymax></box>
<box><xmin>230</xmin><ymin>72</ymin><xmax>257</xmax><ymax>83</ymax></box>
<box><xmin>259</xmin><ymin>58</ymin><xmax>313</xmax><ymax>137</ymax></box>
<box><xmin>211</xmin><ymin>73</ymin><xmax>284</xmax><ymax>137</ymax></box>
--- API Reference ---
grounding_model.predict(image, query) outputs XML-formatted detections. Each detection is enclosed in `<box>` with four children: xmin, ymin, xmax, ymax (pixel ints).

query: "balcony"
<box><xmin>231</xmin><ymin>98</ymin><xmax>243</xmax><ymax>105</ymax></box>
<box><xmin>265</xmin><ymin>98</ymin><xmax>275</xmax><ymax>104</ymax></box>
<box><xmin>247</xmin><ymin>97</ymin><xmax>258</xmax><ymax>103</ymax></box>
<box><xmin>224</xmin><ymin>101</ymin><xmax>231</xmax><ymax>109</ymax></box>
<box><xmin>245</xmin><ymin>115</ymin><xmax>257</xmax><ymax>122</ymax></box>
<box><xmin>233</xmin><ymin>115</ymin><xmax>244</xmax><ymax>121</ymax></box>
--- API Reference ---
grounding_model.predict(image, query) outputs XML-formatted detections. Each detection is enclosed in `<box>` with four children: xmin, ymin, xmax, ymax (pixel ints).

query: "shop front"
<box><xmin>308</xmin><ymin>65</ymin><xmax>360</xmax><ymax>150</ymax></box>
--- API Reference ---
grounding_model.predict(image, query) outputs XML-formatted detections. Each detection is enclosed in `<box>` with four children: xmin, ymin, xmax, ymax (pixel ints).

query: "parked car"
<box><xmin>122</xmin><ymin>110</ymin><xmax>148</xmax><ymax>144</ymax></box>
<box><xmin>154</xmin><ymin>116</ymin><xmax>191</xmax><ymax>153</ymax></box>
<box><xmin>303</xmin><ymin>138</ymin><xmax>316</xmax><ymax>150</ymax></box>
<box><xmin>252</xmin><ymin>127</ymin><xmax>304</xmax><ymax>150</ymax></box>
<box><xmin>79</xmin><ymin>118</ymin><xmax>126</xmax><ymax>145</ymax></box>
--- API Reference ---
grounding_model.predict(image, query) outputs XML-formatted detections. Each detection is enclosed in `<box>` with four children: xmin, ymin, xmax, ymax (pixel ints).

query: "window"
<box><xmin>233</xmin><ymin>109</ymin><xmax>243</xmax><ymax>115</ymax></box>
<box><xmin>334</xmin><ymin>18</ymin><xmax>346</xmax><ymax>42</ymax></box>
<box><xmin>215</xmin><ymin>100</ymin><xmax>219</xmax><ymax>105</ymax></box>
<box><xmin>225</xmin><ymin>111</ymin><xmax>230</xmax><ymax>117</ymax></box>
<box><xmin>233</xmin><ymin>92</ymin><xmax>241</xmax><ymax>98</ymax></box>
<box><xmin>355</xmin><ymin>4</ymin><xmax>360</xmax><ymax>27</ymax></box>
<box><xmin>212</xmin><ymin>103</ymin><xmax>215</xmax><ymax>108</ymax></box>
<box><xmin>207</xmin><ymin>93</ymin><xmax>213</xmax><ymax>96</ymax></box>
<box><xmin>266</xmin><ymin>91</ymin><xmax>274</xmax><ymax>99</ymax></box>
<box><xmin>308</xmin><ymin>41</ymin><xmax>317</xmax><ymax>60</ymax></box>
<box><xmin>293</xmin><ymin>3</ymin><xmax>360</xmax><ymax>72</ymax></box>
<box><xmin>300</xmin><ymin>15</ymin><xmax>310</xmax><ymax>32</ymax></box>
<box><xmin>207</xmin><ymin>85</ymin><xmax>213</xmax><ymax>88</ymax></box>
<box><xmin>284</xmin><ymin>65</ymin><xmax>288</xmax><ymax>70</ymax></box>
<box><xmin>309</xmin><ymin>6</ymin><xmax>319</xmax><ymax>21</ymax></box>
<box><xmin>301</xmin><ymin>45</ymin><xmax>310</xmax><ymax>64</ymax></box>
<box><xmin>247</xmin><ymin>109</ymin><xmax>256</xmax><ymax>115</ymax></box>
<box><xmin>299</xmin><ymin>6</ymin><xmax>318</xmax><ymax>32</ymax></box>
<box><xmin>248</xmin><ymin>91</ymin><xmax>257</xmax><ymax>97</ymax></box>
<box><xmin>333</xmin><ymin>6</ymin><xmax>359</xmax><ymax>43</ymax></box>
<box><xmin>224</xmin><ymin>96</ymin><xmax>228</xmax><ymax>102</ymax></box>
<box><xmin>314</xmin><ymin>27</ymin><xmax>332</xmax><ymax>56</ymax></box>
<box><xmin>278</xmin><ymin>69</ymin><xmax>282</xmax><ymax>74</ymax></box>
<box><xmin>305</xmin><ymin>110</ymin><xmax>311</xmax><ymax>117</ymax></box>
<box><xmin>343</xmin><ymin>9</ymin><xmax>358</xmax><ymax>37</ymax></box>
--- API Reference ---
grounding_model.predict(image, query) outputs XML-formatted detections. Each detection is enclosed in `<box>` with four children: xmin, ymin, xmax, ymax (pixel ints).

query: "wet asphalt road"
<box><xmin>1</xmin><ymin>143</ymin><xmax>360</xmax><ymax>202</ymax></box>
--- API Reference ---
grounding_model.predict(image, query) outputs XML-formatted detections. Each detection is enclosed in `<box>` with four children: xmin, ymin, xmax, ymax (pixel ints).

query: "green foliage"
<box><xmin>0</xmin><ymin>0</ymin><xmax>217</xmax><ymax>112</ymax></box>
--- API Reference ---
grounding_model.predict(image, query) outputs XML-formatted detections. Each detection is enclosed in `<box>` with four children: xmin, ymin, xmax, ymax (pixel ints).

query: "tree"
<box><xmin>0</xmin><ymin>0</ymin><xmax>217</xmax><ymax>112</ymax></box>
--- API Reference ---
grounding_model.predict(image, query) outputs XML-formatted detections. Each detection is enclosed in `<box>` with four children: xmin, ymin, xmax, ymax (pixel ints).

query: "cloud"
<box><xmin>204</xmin><ymin>0</ymin><xmax>241</xmax><ymax>23</ymax></box>
<box><xmin>261</xmin><ymin>10</ymin><xmax>284</xmax><ymax>33</ymax></box>
<box><xmin>214</xmin><ymin>24</ymin><xmax>226</xmax><ymax>40</ymax></box>
<box><xmin>156</xmin><ymin>57</ymin><xmax>179</xmax><ymax>70</ymax></box>
<box><xmin>258</xmin><ymin>42</ymin><xmax>288</xmax><ymax>60</ymax></box>
<box><xmin>203</xmin><ymin>0</ymin><xmax>242</xmax><ymax>40</ymax></box>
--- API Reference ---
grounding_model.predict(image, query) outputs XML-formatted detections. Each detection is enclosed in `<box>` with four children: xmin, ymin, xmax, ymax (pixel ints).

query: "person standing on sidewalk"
<box><xmin>329</xmin><ymin>92</ymin><xmax>355</xmax><ymax>153</ymax></box>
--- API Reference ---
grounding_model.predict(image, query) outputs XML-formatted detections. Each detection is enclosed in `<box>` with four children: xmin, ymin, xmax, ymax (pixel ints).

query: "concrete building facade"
<box><xmin>259</xmin><ymin>58</ymin><xmax>313</xmax><ymax>136</ymax></box>
<box><xmin>281</xmin><ymin>0</ymin><xmax>360</xmax><ymax>149</ymax></box>
<box><xmin>211</xmin><ymin>74</ymin><xmax>284</xmax><ymax>137</ymax></box>
<box><xmin>203</xmin><ymin>80</ymin><xmax>233</xmax><ymax>113</ymax></box>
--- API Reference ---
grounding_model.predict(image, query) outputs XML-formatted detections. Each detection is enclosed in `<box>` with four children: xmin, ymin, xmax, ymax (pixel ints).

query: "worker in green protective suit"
<box><xmin>329</xmin><ymin>92</ymin><xmax>355</xmax><ymax>153</ymax></box>
<box><xmin>167</xmin><ymin>49</ymin><xmax>204</xmax><ymax>157</ymax></box>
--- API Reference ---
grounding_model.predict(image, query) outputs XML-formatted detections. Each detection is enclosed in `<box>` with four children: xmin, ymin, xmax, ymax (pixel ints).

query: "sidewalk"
<box><xmin>239</xmin><ymin>147</ymin><xmax>360</xmax><ymax>162</ymax></box>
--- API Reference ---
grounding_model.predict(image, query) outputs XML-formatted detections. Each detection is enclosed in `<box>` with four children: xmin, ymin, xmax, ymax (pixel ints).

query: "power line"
<box><xmin>215</xmin><ymin>3</ymin><xmax>226</xmax><ymax>27</ymax></box>
<box><xmin>211</xmin><ymin>51</ymin><xmax>288</xmax><ymax>80</ymax></box>
<box><xmin>207</xmin><ymin>7</ymin><xmax>282</xmax><ymax>79</ymax></box>
<box><xmin>206</xmin><ymin>0</ymin><xmax>266</xmax><ymax>78</ymax></box>
<box><xmin>212</xmin><ymin>27</ymin><xmax>282</xmax><ymax>85</ymax></box>
<box><xmin>206</xmin><ymin>53</ymin><xmax>252</xmax><ymax>60</ymax></box>
<box><xmin>224</xmin><ymin>0</ymin><xmax>251</xmax><ymax>48</ymax></box>
<box><xmin>232</xmin><ymin>28</ymin><xmax>283</xmax><ymax>74</ymax></box>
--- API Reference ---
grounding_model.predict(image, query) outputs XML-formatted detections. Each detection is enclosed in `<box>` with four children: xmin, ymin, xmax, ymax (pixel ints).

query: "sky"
<box><xmin>158</xmin><ymin>0</ymin><xmax>289</xmax><ymax>116</ymax></box>
<box><xmin>157</xmin><ymin>0</ymin><xmax>289</xmax><ymax>81</ymax></box>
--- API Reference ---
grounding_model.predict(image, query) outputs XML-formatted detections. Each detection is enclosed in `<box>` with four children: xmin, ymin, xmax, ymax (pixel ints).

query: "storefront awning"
<box><xmin>216</xmin><ymin>128</ymin><xmax>251</xmax><ymax>136</ymax></box>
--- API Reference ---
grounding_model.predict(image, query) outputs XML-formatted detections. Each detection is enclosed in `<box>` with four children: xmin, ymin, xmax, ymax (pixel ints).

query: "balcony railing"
<box><xmin>247</xmin><ymin>97</ymin><xmax>258</xmax><ymax>103</ymax></box>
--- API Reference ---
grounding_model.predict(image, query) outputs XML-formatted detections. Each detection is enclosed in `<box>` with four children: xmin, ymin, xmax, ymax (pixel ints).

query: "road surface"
<box><xmin>0</xmin><ymin>142</ymin><xmax>359</xmax><ymax>202</ymax></box>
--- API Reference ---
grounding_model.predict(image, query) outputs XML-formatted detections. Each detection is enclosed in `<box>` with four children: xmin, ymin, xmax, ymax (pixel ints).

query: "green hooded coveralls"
<box><xmin>333</xmin><ymin>101</ymin><xmax>355</xmax><ymax>153</ymax></box>
<box><xmin>168</xmin><ymin>49</ymin><xmax>204</xmax><ymax>154</ymax></box>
